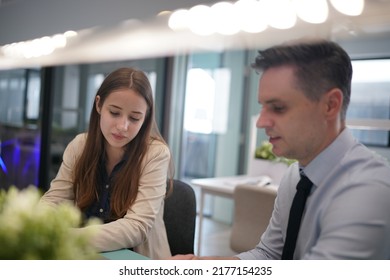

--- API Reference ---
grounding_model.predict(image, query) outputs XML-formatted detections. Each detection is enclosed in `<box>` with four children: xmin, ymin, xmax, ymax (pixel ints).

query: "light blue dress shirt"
<box><xmin>237</xmin><ymin>128</ymin><xmax>390</xmax><ymax>259</ymax></box>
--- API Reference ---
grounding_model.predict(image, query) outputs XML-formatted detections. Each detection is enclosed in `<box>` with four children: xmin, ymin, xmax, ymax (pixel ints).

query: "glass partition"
<box><xmin>347</xmin><ymin>58</ymin><xmax>390</xmax><ymax>147</ymax></box>
<box><xmin>0</xmin><ymin>69</ymin><xmax>41</xmax><ymax>190</ymax></box>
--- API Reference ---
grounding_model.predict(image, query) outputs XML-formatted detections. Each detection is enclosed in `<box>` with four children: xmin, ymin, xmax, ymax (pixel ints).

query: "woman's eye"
<box><xmin>129</xmin><ymin>116</ymin><xmax>140</xmax><ymax>122</ymax></box>
<box><xmin>110</xmin><ymin>111</ymin><xmax>120</xmax><ymax>116</ymax></box>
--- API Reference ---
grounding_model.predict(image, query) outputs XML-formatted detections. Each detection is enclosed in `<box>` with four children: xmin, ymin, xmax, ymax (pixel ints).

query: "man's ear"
<box><xmin>95</xmin><ymin>95</ymin><xmax>101</xmax><ymax>114</ymax></box>
<box><xmin>324</xmin><ymin>88</ymin><xmax>343</xmax><ymax>120</ymax></box>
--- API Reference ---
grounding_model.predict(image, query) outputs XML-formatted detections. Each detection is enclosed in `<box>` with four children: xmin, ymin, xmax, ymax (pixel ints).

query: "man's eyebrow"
<box><xmin>260</xmin><ymin>98</ymin><xmax>284</xmax><ymax>105</ymax></box>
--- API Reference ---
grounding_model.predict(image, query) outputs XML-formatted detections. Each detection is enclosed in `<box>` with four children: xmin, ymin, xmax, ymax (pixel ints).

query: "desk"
<box><xmin>191</xmin><ymin>175</ymin><xmax>276</xmax><ymax>255</ymax></box>
<box><xmin>101</xmin><ymin>249</ymin><xmax>149</xmax><ymax>260</ymax></box>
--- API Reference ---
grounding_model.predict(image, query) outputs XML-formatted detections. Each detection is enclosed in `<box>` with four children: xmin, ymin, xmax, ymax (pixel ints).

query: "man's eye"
<box><xmin>272</xmin><ymin>105</ymin><xmax>285</xmax><ymax>113</ymax></box>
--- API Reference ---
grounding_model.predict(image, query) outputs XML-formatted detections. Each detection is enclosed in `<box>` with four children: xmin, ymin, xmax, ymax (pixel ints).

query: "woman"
<box><xmin>41</xmin><ymin>67</ymin><xmax>173</xmax><ymax>259</ymax></box>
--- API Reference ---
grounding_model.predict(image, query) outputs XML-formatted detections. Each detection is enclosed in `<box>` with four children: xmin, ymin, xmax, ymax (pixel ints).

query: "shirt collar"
<box><xmin>100</xmin><ymin>149</ymin><xmax>129</xmax><ymax>179</ymax></box>
<box><xmin>301</xmin><ymin>128</ymin><xmax>356</xmax><ymax>188</ymax></box>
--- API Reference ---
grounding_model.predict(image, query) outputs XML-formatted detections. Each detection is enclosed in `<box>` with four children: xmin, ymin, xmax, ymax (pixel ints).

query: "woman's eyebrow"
<box><xmin>130</xmin><ymin>111</ymin><xmax>144</xmax><ymax>115</ymax></box>
<box><xmin>108</xmin><ymin>104</ymin><xmax>143</xmax><ymax>114</ymax></box>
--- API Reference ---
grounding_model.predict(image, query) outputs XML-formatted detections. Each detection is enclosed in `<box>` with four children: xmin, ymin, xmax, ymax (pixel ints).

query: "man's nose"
<box><xmin>256</xmin><ymin>110</ymin><xmax>272</xmax><ymax>128</ymax></box>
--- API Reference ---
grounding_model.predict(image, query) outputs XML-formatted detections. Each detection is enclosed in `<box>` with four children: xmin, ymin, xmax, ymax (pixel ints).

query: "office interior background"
<box><xmin>1</xmin><ymin>0</ymin><xmax>390</xmax><ymax>227</ymax></box>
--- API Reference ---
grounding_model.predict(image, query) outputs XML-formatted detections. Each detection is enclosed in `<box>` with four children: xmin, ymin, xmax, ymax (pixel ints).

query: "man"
<box><xmin>173</xmin><ymin>39</ymin><xmax>390</xmax><ymax>260</ymax></box>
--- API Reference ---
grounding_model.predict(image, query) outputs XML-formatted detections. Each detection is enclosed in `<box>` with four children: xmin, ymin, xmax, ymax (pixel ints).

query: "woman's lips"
<box><xmin>112</xmin><ymin>133</ymin><xmax>126</xmax><ymax>141</ymax></box>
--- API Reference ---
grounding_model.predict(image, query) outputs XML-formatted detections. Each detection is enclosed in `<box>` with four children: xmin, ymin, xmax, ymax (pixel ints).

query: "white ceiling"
<box><xmin>1</xmin><ymin>0</ymin><xmax>390</xmax><ymax>70</ymax></box>
<box><xmin>0</xmin><ymin>0</ymin><xmax>218</xmax><ymax>45</ymax></box>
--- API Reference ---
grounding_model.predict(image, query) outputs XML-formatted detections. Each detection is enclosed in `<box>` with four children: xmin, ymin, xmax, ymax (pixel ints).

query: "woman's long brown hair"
<box><xmin>72</xmin><ymin>67</ymin><xmax>173</xmax><ymax>220</ymax></box>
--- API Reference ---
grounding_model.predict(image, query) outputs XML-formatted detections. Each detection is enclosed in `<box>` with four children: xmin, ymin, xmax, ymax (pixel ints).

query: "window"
<box><xmin>183</xmin><ymin>68</ymin><xmax>231</xmax><ymax>134</ymax></box>
<box><xmin>347</xmin><ymin>59</ymin><xmax>390</xmax><ymax>146</ymax></box>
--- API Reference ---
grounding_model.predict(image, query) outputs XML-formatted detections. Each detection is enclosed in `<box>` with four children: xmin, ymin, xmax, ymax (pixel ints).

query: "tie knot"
<box><xmin>297</xmin><ymin>174</ymin><xmax>312</xmax><ymax>194</ymax></box>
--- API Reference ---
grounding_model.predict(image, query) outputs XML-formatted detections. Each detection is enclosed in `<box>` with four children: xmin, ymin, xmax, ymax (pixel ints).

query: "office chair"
<box><xmin>163</xmin><ymin>179</ymin><xmax>197</xmax><ymax>256</ymax></box>
<box><xmin>230</xmin><ymin>184</ymin><xmax>277</xmax><ymax>253</ymax></box>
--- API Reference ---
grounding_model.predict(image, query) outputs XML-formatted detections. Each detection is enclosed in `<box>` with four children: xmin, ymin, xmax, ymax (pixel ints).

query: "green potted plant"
<box><xmin>0</xmin><ymin>186</ymin><xmax>101</xmax><ymax>259</ymax></box>
<box><xmin>255</xmin><ymin>141</ymin><xmax>296</xmax><ymax>165</ymax></box>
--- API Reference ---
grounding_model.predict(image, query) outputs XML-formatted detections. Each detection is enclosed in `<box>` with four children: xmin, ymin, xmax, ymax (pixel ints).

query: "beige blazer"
<box><xmin>40</xmin><ymin>133</ymin><xmax>171</xmax><ymax>259</ymax></box>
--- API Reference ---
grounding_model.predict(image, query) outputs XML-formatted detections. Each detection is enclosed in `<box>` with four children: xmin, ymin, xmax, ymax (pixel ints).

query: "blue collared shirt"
<box><xmin>84</xmin><ymin>157</ymin><xmax>126</xmax><ymax>223</ymax></box>
<box><xmin>237</xmin><ymin>128</ymin><xmax>390</xmax><ymax>259</ymax></box>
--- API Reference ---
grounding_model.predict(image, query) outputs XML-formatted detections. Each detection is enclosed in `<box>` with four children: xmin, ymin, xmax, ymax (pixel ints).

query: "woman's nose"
<box><xmin>117</xmin><ymin>118</ymin><xmax>130</xmax><ymax>131</ymax></box>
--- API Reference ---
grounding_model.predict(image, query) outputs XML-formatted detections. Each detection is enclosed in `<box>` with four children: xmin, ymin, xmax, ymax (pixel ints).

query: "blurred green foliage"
<box><xmin>0</xmin><ymin>186</ymin><xmax>101</xmax><ymax>259</ymax></box>
<box><xmin>255</xmin><ymin>141</ymin><xmax>296</xmax><ymax>166</ymax></box>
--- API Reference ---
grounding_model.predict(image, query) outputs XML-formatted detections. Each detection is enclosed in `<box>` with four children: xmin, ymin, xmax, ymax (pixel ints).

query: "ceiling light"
<box><xmin>330</xmin><ymin>0</ymin><xmax>364</xmax><ymax>16</ymax></box>
<box><xmin>211</xmin><ymin>2</ymin><xmax>240</xmax><ymax>35</ymax></box>
<box><xmin>168</xmin><ymin>9</ymin><xmax>189</xmax><ymax>31</ymax></box>
<box><xmin>188</xmin><ymin>5</ymin><xmax>214</xmax><ymax>36</ymax></box>
<box><xmin>262</xmin><ymin>0</ymin><xmax>297</xmax><ymax>29</ymax></box>
<box><xmin>294</xmin><ymin>0</ymin><xmax>328</xmax><ymax>24</ymax></box>
<box><xmin>234</xmin><ymin>0</ymin><xmax>268</xmax><ymax>33</ymax></box>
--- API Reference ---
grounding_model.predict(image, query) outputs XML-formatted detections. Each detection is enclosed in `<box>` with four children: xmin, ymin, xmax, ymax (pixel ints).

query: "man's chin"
<box><xmin>271</xmin><ymin>147</ymin><xmax>283</xmax><ymax>157</ymax></box>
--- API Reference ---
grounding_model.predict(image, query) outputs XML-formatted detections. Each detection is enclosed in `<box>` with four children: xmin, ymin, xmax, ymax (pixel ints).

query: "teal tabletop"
<box><xmin>100</xmin><ymin>249</ymin><xmax>149</xmax><ymax>260</ymax></box>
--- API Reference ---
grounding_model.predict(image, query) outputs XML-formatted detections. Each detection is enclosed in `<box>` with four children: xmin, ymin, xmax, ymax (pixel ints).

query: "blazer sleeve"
<box><xmin>40</xmin><ymin>134</ymin><xmax>86</xmax><ymax>206</ymax></box>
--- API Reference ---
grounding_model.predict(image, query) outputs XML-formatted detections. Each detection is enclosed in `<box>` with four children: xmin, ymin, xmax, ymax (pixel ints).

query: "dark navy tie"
<box><xmin>282</xmin><ymin>173</ymin><xmax>313</xmax><ymax>259</ymax></box>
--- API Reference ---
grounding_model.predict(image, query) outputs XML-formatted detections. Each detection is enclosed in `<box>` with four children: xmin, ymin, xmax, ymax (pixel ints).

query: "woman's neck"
<box><xmin>105</xmin><ymin>145</ymin><xmax>124</xmax><ymax>175</ymax></box>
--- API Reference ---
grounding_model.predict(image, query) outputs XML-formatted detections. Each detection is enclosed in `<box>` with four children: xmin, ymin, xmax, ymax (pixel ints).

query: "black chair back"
<box><xmin>163</xmin><ymin>179</ymin><xmax>196</xmax><ymax>256</ymax></box>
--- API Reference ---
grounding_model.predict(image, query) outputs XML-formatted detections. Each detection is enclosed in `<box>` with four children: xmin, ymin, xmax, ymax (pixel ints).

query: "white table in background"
<box><xmin>190</xmin><ymin>175</ymin><xmax>277</xmax><ymax>255</ymax></box>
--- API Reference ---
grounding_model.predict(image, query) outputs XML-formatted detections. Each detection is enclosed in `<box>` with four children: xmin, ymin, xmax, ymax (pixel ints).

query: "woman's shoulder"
<box><xmin>147</xmin><ymin>139</ymin><xmax>170</xmax><ymax>158</ymax></box>
<box><xmin>59</xmin><ymin>133</ymin><xmax>87</xmax><ymax>163</ymax></box>
<box><xmin>64</xmin><ymin>133</ymin><xmax>87</xmax><ymax>153</ymax></box>
<box><xmin>149</xmin><ymin>138</ymin><xmax>169</xmax><ymax>151</ymax></box>
<box><xmin>68</xmin><ymin>132</ymin><xmax>87</xmax><ymax>146</ymax></box>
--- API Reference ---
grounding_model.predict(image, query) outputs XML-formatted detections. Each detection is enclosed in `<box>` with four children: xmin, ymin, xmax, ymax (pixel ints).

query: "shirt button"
<box><xmin>105</xmin><ymin>185</ymin><xmax>109</xmax><ymax>189</ymax></box>
<box><xmin>99</xmin><ymin>208</ymin><xmax>104</xmax><ymax>213</ymax></box>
